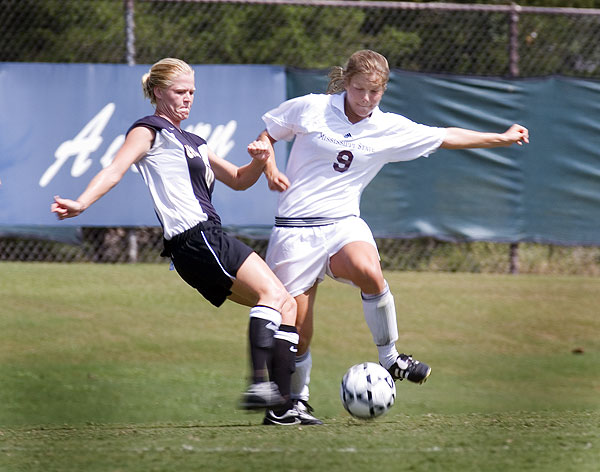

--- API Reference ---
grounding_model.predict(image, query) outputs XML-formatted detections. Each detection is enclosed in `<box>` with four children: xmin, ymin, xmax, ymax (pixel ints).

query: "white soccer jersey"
<box><xmin>262</xmin><ymin>93</ymin><xmax>446</xmax><ymax>218</ymax></box>
<box><xmin>130</xmin><ymin>115</ymin><xmax>218</xmax><ymax>240</ymax></box>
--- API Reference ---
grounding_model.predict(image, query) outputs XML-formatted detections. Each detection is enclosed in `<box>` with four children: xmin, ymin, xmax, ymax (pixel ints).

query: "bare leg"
<box><xmin>330</xmin><ymin>241</ymin><xmax>400</xmax><ymax>368</ymax></box>
<box><xmin>290</xmin><ymin>283</ymin><xmax>318</xmax><ymax>402</ymax></box>
<box><xmin>229</xmin><ymin>252</ymin><xmax>296</xmax><ymax>324</ymax></box>
<box><xmin>329</xmin><ymin>241</ymin><xmax>385</xmax><ymax>295</ymax></box>
<box><xmin>294</xmin><ymin>282</ymin><xmax>318</xmax><ymax>355</ymax></box>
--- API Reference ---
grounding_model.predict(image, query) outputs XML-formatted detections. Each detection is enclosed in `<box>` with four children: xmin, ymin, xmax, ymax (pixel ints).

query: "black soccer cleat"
<box><xmin>239</xmin><ymin>381</ymin><xmax>286</xmax><ymax>410</ymax></box>
<box><xmin>263</xmin><ymin>408</ymin><xmax>301</xmax><ymax>426</ymax></box>
<box><xmin>386</xmin><ymin>353</ymin><xmax>431</xmax><ymax>384</ymax></box>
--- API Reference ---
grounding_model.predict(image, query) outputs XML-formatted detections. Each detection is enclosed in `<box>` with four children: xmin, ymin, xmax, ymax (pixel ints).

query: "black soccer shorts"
<box><xmin>164</xmin><ymin>220</ymin><xmax>253</xmax><ymax>307</ymax></box>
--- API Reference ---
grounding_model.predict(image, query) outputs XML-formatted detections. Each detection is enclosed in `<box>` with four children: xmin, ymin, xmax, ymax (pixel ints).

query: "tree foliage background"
<box><xmin>2</xmin><ymin>0</ymin><xmax>600</xmax><ymax>78</ymax></box>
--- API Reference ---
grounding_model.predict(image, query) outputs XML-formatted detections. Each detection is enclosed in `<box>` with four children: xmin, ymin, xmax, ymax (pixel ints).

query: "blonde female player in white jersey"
<box><xmin>253</xmin><ymin>49</ymin><xmax>529</xmax><ymax>426</ymax></box>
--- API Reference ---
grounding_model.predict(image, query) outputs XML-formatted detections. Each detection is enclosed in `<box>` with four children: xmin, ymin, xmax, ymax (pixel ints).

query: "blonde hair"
<box><xmin>327</xmin><ymin>50</ymin><xmax>389</xmax><ymax>94</ymax></box>
<box><xmin>142</xmin><ymin>58</ymin><xmax>194</xmax><ymax>106</ymax></box>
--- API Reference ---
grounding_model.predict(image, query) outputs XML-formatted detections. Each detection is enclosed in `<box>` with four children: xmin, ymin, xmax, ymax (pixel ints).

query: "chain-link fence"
<box><xmin>2</xmin><ymin>0</ymin><xmax>600</xmax><ymax>274</ymax></box>
<box><xmin>1</xmin><ymin>227</ymin><xmax>599</xmax><ymax>275</ymax></box>
<box><xmin>4</xmin><ymin>0</ymin><xmax>600</xmax><ymax>77</ymax></box>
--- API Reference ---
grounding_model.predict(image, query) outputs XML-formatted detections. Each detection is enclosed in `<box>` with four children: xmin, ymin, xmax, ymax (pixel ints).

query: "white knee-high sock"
<box><xmin>362</xmin><ymin>282</ymin><xmax>399</xmax><ymax>370</ymax></box>
<box><xmin>290</xmin><ymin>349</ymin><xmax>311</xmax><ymax>402</ymax></box>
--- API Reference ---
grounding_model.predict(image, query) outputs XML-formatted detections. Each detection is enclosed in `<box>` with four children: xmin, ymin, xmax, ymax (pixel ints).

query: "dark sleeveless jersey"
<box><xmin>128</xmin><ymin>115</ymin><xmax>220</xmax><ymax>239</ymax></box>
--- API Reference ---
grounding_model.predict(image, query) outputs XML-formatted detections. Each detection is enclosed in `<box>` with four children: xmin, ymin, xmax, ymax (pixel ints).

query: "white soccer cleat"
<box><xmin>239</xmin><ymin>381</ymin><xmax>285</xmax><ymax>410</ymax></box>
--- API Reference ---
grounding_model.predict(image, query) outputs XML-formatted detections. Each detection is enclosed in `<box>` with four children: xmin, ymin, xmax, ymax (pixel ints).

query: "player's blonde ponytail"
<box><xmin>327</xmin><ymin>66</ymin><xmax>345</xmax><ymax>94</ymax></box>
<box><xmin>141</xmin><ymin>72</ymin><xmax>153</xmax><ymax>102</ymax></box>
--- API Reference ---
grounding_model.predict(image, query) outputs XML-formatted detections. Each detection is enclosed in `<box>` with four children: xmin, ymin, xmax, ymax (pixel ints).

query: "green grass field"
<box><xmin>1</xmin><ymin>262</ymin><xmax>598</xmax><ymax>471</ymax></box>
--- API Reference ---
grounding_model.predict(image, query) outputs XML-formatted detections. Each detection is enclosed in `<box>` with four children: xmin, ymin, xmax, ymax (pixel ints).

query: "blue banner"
<box><xmin>0</xmin><ymin>63</ymin><xmax>286</xmax><ymax>228</ymax></box>
<box><xmin>1</xmin><ymin>64</ymin><xmax>600</xmax><ymax>246</ymax></box>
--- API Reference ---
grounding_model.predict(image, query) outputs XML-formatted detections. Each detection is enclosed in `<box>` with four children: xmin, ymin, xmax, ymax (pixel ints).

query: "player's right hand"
<box><xmin>265</xmin><ymin>169</ymin><xmax>290</xmax><ymax>192</ymax></box>
<box><xmin>51</xmin><ymin>195</ymin><xmax>84</xmax><ymax>220</ymax></box>
<box><xmin>247</xmin><ymin>140</ymin><xmax>271</xmax><ymax>163</ymax></box>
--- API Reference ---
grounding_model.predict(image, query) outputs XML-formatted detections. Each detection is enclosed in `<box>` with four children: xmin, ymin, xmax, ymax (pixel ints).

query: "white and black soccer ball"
<box><xmin>340</xmin><ymin>362</ymin><xmax>396</xmax><ymax>419</ymax></box>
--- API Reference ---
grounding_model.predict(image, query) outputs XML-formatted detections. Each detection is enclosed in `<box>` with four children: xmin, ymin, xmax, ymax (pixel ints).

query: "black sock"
<box><xmin>271</xmin><ymin>324</ymin><xmax>298</xmax><ymax>412</ymax></box>
<box><xmin>248</xmin><ymin>317</ymin><xmax>276</xmax><ymax>384</ymax></box>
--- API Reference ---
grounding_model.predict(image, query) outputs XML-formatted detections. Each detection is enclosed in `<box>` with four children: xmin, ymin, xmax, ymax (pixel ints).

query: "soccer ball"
<box><xmin>340</xmin><ymin>362</ymin><xmax>396</xmax><ymax>419</ymax></box>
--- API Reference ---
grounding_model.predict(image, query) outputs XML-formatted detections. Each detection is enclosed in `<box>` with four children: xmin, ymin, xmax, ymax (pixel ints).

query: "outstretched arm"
<box><xmin>441</xmin><ymin>123</ymin><xmax>529</xmax><ymax>150</ymax></box>
<box><xmin>51</xmin><ymin>126</ymin><xmax>154</xmax><ymax>219</ymax></box>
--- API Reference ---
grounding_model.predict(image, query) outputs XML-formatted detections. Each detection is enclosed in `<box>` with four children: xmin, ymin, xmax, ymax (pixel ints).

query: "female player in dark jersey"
<box><xmin>51</xmin><ymin>58</ymin><xmax>299</xmax><ymax>420</ymax></box>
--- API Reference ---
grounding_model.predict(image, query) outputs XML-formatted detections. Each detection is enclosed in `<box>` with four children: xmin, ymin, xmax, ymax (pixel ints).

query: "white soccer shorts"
<box><xmin>265</xmin><ymin>216</ymin><xmax>379</xmax><ymax>297</ymax></box>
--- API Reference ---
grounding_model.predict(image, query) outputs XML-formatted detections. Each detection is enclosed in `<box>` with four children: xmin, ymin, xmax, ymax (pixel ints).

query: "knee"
<box><xmin>354</xmin><ymin>265</ymin><xmax>385</xmax><ymax>293</ymax></box>
<box><xmin>261</xmin><ymin>282</ymin><xmax>296</xmax><ymax>323</ymax></box>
